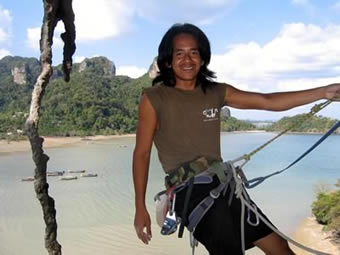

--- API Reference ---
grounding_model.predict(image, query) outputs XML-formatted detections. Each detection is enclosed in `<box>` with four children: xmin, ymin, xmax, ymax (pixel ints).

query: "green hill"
<box><xmin>0</xmin><ymin>56</ymin><xmax>152</xmax><ymax>137</ymax></box>
<box><xmin>266</xmin><ymin>114</ymin><xmax>339</xmax><ymax>134</ymax></box>
<box><xmin>1</xmin><ymin>56</ymin><xmax>338</xmax><ymax>138</ymax></box>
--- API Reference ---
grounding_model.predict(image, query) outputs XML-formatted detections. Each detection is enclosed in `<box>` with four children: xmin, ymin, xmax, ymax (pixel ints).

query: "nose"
<box><xmin>183</xmin><ymin>53</ymin><xmax>192</xmax><ymax>62</ymax></box>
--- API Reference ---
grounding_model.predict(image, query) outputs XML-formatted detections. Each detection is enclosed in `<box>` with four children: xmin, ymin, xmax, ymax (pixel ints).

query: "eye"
<box><xmin>191</xmin><ymin>50</ymin><xmax>200</xmax><ymax>56</ymax></box>
<box><xmin>175</xmin><ymin>51</ymin><xmax>184</xmax><ymax>57</ymax></box>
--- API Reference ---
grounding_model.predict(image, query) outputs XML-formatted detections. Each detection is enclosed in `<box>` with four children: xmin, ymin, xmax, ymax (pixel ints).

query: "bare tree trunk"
<box><xmin>25</xmin><ymin>1</ymin><xmax>76</xmax><ymax>254</ymax></box>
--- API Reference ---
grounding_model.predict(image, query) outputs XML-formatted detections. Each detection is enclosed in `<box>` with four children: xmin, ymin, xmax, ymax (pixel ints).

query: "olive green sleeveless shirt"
<box><xmin>143</xmin><ymin>83</ymin><xmax>228</xmax><ymax>173</ymax></box>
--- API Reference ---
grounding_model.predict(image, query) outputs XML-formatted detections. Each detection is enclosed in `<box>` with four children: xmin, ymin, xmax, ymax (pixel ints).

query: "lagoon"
<box><xmin>0</xmin><ymin>133</ymin><xmax>339</xmax><ymax>254</ymax></box>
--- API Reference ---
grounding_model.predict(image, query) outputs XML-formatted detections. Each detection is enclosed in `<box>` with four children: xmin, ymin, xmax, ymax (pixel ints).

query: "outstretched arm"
<box><xmin>224</xmin><ymin>83</ymin><xmax>340</xmax><ymax>110</ymax></box>
<box><xmin>133</xmin><ymin>93</ymin><xmax>157</xmax><ymax>244</ymax></box>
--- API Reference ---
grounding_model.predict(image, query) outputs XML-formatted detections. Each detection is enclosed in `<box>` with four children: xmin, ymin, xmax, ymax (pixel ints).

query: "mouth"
<box><xmin>182</xmin><ymin>66</ymin><xmax>194</xmax><ymax>71</ymax></box>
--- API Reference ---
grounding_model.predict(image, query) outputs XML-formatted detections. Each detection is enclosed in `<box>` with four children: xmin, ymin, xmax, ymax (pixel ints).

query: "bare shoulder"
<box><xmin>135</xmin><ymin>93</ymin><xmax>157</xmax><ymax>153</ymax></box>
<box><xmin>139</xmin><ymin>93</ymin><xmax>156</xmax><ymax>116</ymax></box>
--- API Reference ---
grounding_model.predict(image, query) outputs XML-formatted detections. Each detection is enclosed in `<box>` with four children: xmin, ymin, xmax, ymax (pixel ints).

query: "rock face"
<box><xmin>148</xmin><ymin>57</ymin><xmax>159</xmax><ymax>79</ymax></box>
<box><xmin>0</xmin><ymin>56</ymin><xmax>40</xmax><ymax>86</ymax></box>
<box><xmin>77</xmin><ymin>56</ymin><xmax>116</xmax><ymax>77</ymax></box>
<box><xmin>11</xmin><ymin>65</ymin><xmax>27</xmax><ymax>85</ymax></box>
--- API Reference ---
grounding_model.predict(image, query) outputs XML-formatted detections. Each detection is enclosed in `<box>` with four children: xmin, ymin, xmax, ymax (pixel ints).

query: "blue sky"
<box><xmin>1</xmin><ymin>0</ymin><xmax>340</xmax><ymax>120</ymax></box>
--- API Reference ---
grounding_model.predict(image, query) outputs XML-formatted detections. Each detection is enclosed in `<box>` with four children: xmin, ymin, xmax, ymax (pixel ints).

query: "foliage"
<box><xmin>221</xmin><ymin>116</ymin><xmax>256</xmax><ymax>131</ymax></box>
<box><xmin>312</xmin><ymin>181</ymin><xmax>332</xmax><ymax>196</ymax></box>
<box><xmin>1</xmin><ymin>56</ymin><xmax>339</xmax><ymax>137</ymax></box>
<box><xmin>266</xmin><ymin>114</ymin><xmax>339</xmax><ymax>133</ymax></box>
<box><xmin>312</xmin><ymin>180</ymin><xmax>340</xmax><ymax>241</ymax></box>
<box><xmin>0</xmin><ymin>56</ymin><xmax>151</xmax><ymax>136</ymax></box>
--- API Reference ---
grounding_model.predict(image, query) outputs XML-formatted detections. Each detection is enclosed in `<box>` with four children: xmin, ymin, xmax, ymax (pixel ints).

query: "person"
<box><xmin>132</xmin><ymin>23</ymin><xmax>340</xmax><ymax>255</ymax></box>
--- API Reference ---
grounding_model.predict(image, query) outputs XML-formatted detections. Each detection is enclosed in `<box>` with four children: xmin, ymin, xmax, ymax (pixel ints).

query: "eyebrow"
<box><xmin>173</xmin><ymin>47</ymin><xmax>199</xmax><ymax>51</ymax></box>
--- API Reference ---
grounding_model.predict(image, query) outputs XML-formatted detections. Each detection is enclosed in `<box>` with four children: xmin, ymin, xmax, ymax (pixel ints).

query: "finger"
<box><xmin>135</xmin><ymin>225</ymin><xmax>145</xmax><ymax>241</ymax></box>
<box><xmin>135</xmin><ymin>226</ymin><xmax>150</xmax><ymax>244</ymax></box>
<box><xmin>146</xmin><ymin>223</ymin><xmax>152</xmax><ymax>240</ymax></box>
<box><xmin>139</xmin><ymin>230</ymin><xmax>150</xmax><ymax>244</ymax></box>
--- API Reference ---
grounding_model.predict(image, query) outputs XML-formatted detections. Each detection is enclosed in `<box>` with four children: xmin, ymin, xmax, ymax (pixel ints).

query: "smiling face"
<box><xmin>171</xmin><ymin>33</ymin><xmax>203</xmax><ymax>88</ymax></box>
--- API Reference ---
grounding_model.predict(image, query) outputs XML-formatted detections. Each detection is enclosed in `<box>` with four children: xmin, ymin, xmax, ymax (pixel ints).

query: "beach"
<box><xmin>292</xmin><ymin>217</ymin><xmax>339</xmax><ymax>255</ymax></box>
<box><xmin>1</xmin><ymin>134</ymin><xmax>339</xmax><ymax>254</ymax></box>
<box><xmin>0</xmin><ymin>134</ymin><xmax>135</xmax><ymax>155</ymax></box>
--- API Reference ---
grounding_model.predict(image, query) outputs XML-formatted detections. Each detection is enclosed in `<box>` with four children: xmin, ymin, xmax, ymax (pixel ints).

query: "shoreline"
<box><xmin>222</xmin><ymin>129</ymin><xmax>340</xmax><ymax>135</ymax></box>
<box><xmin>2</xmin><ymin>135</ymin><xmax>339</xmax><ymax>254</ymax></box>
<box><xmin>291</xmin><ymin>216</ymin><xmax>339</xmax><ymax>255</ymax></box>
<box><xmin>0</xmin><ymin>134</ymin><xmax>136</xmax><ymax>155</ymax></box>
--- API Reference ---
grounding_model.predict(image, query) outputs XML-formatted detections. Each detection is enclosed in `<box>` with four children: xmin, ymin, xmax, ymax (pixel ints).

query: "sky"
<box><xmin>0</xmin><ymin>0</ymin><xmax>340</xmax><ymax>120</ymax></box>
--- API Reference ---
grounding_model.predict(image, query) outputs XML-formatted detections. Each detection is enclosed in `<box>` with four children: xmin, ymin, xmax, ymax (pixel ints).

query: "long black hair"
<box><xmin>152</xmin><ymin>23</ymin><xmax>216</xmax><ymax>92</ymax></box>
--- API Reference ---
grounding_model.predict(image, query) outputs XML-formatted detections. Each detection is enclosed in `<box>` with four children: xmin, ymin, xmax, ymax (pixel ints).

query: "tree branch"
<box><xmin>25</xmin><ymin>1</ymin><xmax>76</xmax><ymax>254</ymax></box>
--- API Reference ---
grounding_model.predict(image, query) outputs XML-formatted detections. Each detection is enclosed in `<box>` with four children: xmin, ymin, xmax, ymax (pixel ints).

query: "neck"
<box><xmin>175</xmin><ymin>80</ymin><xmax>197</xmax><ymax>91</ymax></box>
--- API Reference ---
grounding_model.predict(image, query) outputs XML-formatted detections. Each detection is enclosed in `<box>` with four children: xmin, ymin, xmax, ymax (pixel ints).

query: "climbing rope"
<box><xmin>227</xmin><ymin>160</ymin><xmax>332</xmax><ymax>255</ymax></box>
<box><xmin>226</xmin><ymin>100</ymin><xmax>338</xmax><ymax>254</ymax></box>
<box><xmin>244</xmin><ymin>120</ymin><xmax>340</xmax><ymax>188</ymax></box>
<box><xmin>242</xmin><ymin>100</ymin><xmax>332</xmax><ymax>164</ymax></box>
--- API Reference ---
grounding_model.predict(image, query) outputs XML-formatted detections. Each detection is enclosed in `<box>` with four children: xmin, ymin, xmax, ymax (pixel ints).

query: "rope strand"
<box><xmin>243</xmin><ymin>100</ymin><xmax>332</xmax><ymax>162</ymax></box>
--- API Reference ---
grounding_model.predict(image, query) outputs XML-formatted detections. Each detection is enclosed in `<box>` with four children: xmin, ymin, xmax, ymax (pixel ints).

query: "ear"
<box><xmin>166</xmin><ymin>62</ymin><xmax>172</xmax><ymax>68</ymax></box>
<box><xmin>201</xmin><ymin>61</ymin><xmax>204</xmax><ymax>66</ymax></box>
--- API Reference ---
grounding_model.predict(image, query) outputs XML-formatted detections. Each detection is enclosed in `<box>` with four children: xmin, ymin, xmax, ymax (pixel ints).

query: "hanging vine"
<box><xmin>25</xmin><ymin>0</ymin><xmax>76</xmax><ymax>254</ymax></box>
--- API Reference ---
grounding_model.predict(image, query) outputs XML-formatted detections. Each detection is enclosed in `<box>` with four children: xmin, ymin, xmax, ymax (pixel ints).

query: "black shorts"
<box><xmin>174</xmin><ymin>176</ymin><xmax>274</xmax><ymax>255</ymax></box>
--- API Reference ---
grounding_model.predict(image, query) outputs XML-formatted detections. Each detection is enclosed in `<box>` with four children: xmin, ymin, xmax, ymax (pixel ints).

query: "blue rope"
<box><xmin>245</xmin><ymin>121</ymin><xmax>340</xmax><ymax>189</ymax></box>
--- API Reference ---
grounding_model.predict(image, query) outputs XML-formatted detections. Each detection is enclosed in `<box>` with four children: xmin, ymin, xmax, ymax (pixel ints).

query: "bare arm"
<box><xmin>224</xmin><ymin>83</ymin><xmax>340</xmax><ymax>111</ymax></box>
<box><xmin>133</xmin><ymin>93</ymin><xmax>157</xmax><ymax>244</ymax></box>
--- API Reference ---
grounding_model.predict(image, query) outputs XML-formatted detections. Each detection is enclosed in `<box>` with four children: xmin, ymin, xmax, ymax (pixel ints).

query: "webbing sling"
<box><xmin>187</xmin><ymin>182</ymin><xmax>226</xmax><ymax>232</ymax></box>
<box><xmin>228</xmin><ymin>161</ymin><xmax>332</xmax><ymax>255</ymax></box>
<box><xmin>178</xmin><ymin>177</ymin><xmax>195</xmax><ymax>238</ymax></box>
<box><xmin>187</xmin><ymin>166</ymin><xmax>235</xmax><ymax>232</ymax></box>
<box><xmin>245</xmin><ymin>121</ymin><xmax>340</xmax><ymax>189</ymax></box>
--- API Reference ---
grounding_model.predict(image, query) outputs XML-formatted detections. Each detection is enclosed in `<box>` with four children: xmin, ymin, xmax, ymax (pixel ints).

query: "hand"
<box><xmin>134</xmin><ymin>207</ymin><xmax>152</xmax><ymax>244</ymax></box>
<box><xmin>325</xmin><ymin>83</ymin><xmax>340</xmax><ymax>101</ymax></box>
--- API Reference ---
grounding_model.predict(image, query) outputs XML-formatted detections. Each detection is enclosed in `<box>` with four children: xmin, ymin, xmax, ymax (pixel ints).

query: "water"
<box><xmin>0</xmin><ymin>133</ymin><xmax>339</xmax><ymax>255</ymax></box>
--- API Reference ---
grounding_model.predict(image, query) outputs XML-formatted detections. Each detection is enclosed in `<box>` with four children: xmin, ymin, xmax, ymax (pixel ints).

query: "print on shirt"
<box><xmin>202</xmin><ymin>108</ymin><xmax>219</xmax><ymax>122</ymax></box>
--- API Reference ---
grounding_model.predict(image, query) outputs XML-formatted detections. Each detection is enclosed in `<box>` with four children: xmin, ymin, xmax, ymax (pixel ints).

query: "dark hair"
<box><xmin>152</xmin><ymin>23</ymin><xmax>216</xmax><ymax>92</ymax></box>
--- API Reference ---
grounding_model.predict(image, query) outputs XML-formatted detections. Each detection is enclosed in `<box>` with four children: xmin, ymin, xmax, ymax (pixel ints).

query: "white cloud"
<box><xmin>0</xmin><ymin>28</ymin><xmax>8</xmax><ymax>42</ymax></box>
<box><xmin>26</xmin><ymin>25</ymin><xmax>64</xmax><ymax>51</ymax></box>
<box><xmin>0</xmin><ymin>48</ymin><xmax>10</xmax><ymax>59</ymax></box>
<box><xmin>26</xmin><ymin>27</ymin><xmax>40</xmax><ymax>50</ymax></box>
<box><xmin>73</xmin><ymin>0</ymin><xmax>134</xmax><ymax>41</ymax></box>
<box><xmin>276</xmin><ymin>76</ymin><xmax>340</xmax><ymax>92</ymax></box>
<box><xmin>74</xmin><ymin>55</ymin><xmax>86</xmax><ymax>63</ymax></box>
<box><xmin>29</xmin><ymin>0</ymin><xmax>236</xmax><ymax>44</ymax></box>
<box><xmin>210</xmin><ymin>23</ymin><xmax>340</xmax><ymax>94</ymax></box>
<box><xmin>0</xmin><ymin>6</ymin><xmax>12</xmax><ymax>43</ymax></box>
<box><xmin>116</xmin><ymin>65</ymin><xmax>147</xmax><ymax>78</ymax></box>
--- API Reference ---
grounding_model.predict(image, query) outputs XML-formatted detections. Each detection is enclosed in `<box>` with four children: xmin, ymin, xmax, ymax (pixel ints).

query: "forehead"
<box><xmin>173</xmin><ymin>33</ymin><xmax>198</xmax><ymax>50</ymax></box>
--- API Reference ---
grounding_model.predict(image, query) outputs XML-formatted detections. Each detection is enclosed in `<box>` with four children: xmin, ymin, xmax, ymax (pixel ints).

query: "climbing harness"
<box><xmin>154</xmin><ymin>100</ymin><xmax>338</xmax><ymax>255</ymax></box>
<box><xmin>227</xmin><ymin>160</ymin><xmax>332</xmax><ymax>255</ymax></box>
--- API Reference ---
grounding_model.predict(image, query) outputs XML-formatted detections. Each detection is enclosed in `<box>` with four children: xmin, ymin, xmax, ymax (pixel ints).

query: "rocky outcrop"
<box><xmin>77</xmin><ymin>56</ymin><xmax>116</xmax><ymax>77</ymax></box>
<box><xmin>0</xmin><ymin>56</ymin><xmax>40</xmax><ymax>86</ymax></box>
<box><xmin>11</xmin><ymin>65</ymin><xmax>27</xmax><ymax>85</ymax></box>
<box><xmin>148</xmin><ymin>57</ymin><xmax>159</xmax><ymax>79</ymax></box>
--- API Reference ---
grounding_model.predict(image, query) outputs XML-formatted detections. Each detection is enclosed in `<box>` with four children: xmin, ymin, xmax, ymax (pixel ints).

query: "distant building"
<box><xmin>250</xmin><ymin>121</ymin><xmax>273</xmax><ymax>128</ymax></box>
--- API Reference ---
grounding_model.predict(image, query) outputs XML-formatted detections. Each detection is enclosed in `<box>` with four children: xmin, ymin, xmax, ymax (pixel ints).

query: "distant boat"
<box><xmin>47</xmin><ymin>171</ymin><xmax>65</xmax><ymax>176</ymax></box>
<box><xmin>119</xmin><ymin>145</ymin><xmax>128</xmax><ymax>148</ymax></box>
<box><xmin>81</xmin><ymin>137</ymin><xmax>92</xmax><ymax>141</ymax></box>
<box><xmin>80</xmin><ymin>173</ymin><xmax>98</xmax><ymax>178</ymax></box>
<box><xmin>68</xmin><ymin>170</ymin><xmax>85</xmax><ymax>173</ymax></box>
<box><xmin>60</xmin><ymin>175</ymin><xmax>78</xmax><ymax>181</ymax></box>
<box><xmin>21</xmin><ymin>177</ymin><xmax>34</xmax><ymax>182</ymax></box>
